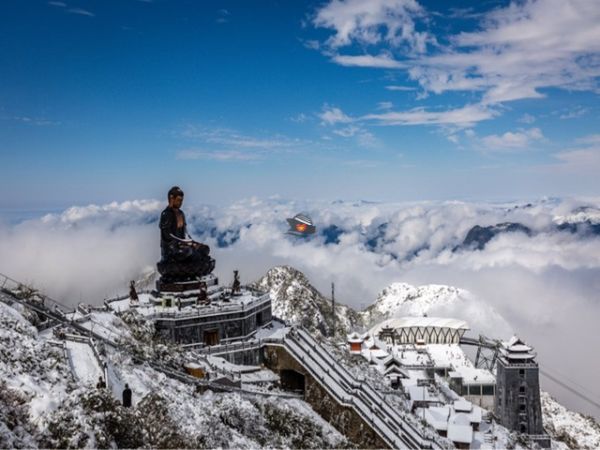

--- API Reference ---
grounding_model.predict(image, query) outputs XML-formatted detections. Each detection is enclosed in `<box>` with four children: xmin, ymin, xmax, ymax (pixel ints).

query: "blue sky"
<box><xmin>1</xmin><ymin>0</ymin><xmax>599</xmax><ymax>209</ymax></box>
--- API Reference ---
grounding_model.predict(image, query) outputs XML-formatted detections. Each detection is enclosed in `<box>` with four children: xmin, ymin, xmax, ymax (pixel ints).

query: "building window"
<box><xmin>520</xmin><ymin>424</ymin><xmax>527</xmax><ymax>433</ymax></box>
<box><xmin>469</xmin><ymin>385</ymin><xmax>482</xmax><ymax>396</ymax></box>
<box><xmin>519</xmin><ymin>404</ymin><xmax>526</xmax><ymax>411</ymax></box>
<box><xmin>519</xmin><ymin>385</ymin><xmax>526</xmax><ymax>393</ymax></box>
<box><xmin>519</xmin><ymin>369</ymin><xmax>525</xmax><ymax>377</ymax></box>
<box><xmin>482</xmin><ymin>384</ymin><xmax>494</xmax><ymax>395</ymax></box>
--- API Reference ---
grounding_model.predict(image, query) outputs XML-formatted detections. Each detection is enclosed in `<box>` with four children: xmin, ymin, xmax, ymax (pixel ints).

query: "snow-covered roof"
<box><xmin>380</xmin><ymin>354</ymin><xmax>404</xmax><ymax>367</ymax></box>
<box><xmin>424</xmin><ymin>406</ymin><xmax>451</xmax><ymax>431</ymax></box>
<box><xmin>448</xmin><ymin>365</ymin><xmax>496</xmax><ymax>384</ymax></box>
<box><xmin>426</xmin><ymin>344</ymin><xmax>471</xmax><ymax>369</ymax></box>
<box><xmin>500</xmin><ymin>336</ymin><xmax>536</xmax><ymax>364</ymax></box>
<box><xmin>347</xmin><ymin>332</ymin><xmax>363</xmax><ymax>343</ymax></box>
<box><xmin>500</xmin><ymin>350</ymin><xmax>535</xmax><ymax>360</ymax></box>
<box><xmin>384</xmin><ymin>365</ymin><xmax>409</xmax><ymax>377</ymax></box>
<box><xmin>370</xmin><ymin>317</ymin><xmax>469</xmax><ymax>335</ymax></box>
<box><xmin>450</xmin><ymin>403</ymin><xmax>483</xmax><ymax>426</ymax></box>
<box><xmin>407</xmin><ymin>385</ymin><xmax>442</xmax><ymax>403</ymax></box>
<box><xmin>393</xmin><ymin>348</ymin><xmax>431</xmax><ymax>367</ymax></box>
<box><xmin>447</xmin><ymin>423</ymin><xmax>473</xmax><ymax>444</ymax></box>
<box><xmin>454</xmin><ymin>399</ymin><xmax>473</xmax><ymax>413</ymax></box>
<box><xmin>505</xmin><ymin>336</ymin><xmax>533</xmax><ymax>352</ymax></box>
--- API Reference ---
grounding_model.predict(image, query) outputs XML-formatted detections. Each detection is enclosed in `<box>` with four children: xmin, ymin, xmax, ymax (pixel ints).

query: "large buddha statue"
<box><xmin>156</xmin><ymin>186</ymin><xmax>215</xmax><ymax>287</ymax></box>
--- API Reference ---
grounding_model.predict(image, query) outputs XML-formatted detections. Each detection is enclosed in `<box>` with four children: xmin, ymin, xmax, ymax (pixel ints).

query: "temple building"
<box><xmin>107</xmin><ymin>272</ymin><xmax>272</xmax><ymax>346</ymax></box>
<box><xmin>495</xmin><ymin>336</ymin><xmax>550</xmax><ymax>448</ymax></box>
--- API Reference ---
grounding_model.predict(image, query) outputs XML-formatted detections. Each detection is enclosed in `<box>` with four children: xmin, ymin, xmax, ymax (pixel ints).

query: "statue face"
<box><xmin>169</xmin><ymin>195</ymin><xmax>184</xmax><ymax>208</ymax></box>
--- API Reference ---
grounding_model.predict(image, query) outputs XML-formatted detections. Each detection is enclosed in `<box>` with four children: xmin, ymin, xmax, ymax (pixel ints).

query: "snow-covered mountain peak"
<box><xmin>251</xmin><ymin>265</ymin><xmax>362</xmax><ymax>336</ymax></box>
<box><xmin>365</xmin><ymin>282</ymin><xmax>467</xmax><ymax>322</ymax></box>
<box><xmin>253</xmin><ymin>265</ymin><xmax>317</xmax><ymax>300</ymax></box>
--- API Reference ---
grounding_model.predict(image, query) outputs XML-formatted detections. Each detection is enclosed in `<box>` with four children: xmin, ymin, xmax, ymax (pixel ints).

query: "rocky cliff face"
<box><xmin>250</xmin><ymin>265</ymin><xmax>362</xmax><ymax>337</ymax></box>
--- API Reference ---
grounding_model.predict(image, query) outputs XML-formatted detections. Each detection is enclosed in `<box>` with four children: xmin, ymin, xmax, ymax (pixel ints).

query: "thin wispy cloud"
<box><xmin>559</xmin><ymin>107</ymin><xmax>589</xmax><ymax>120</ymax></box>
<box><xmin>12</xmin><ymin>116</ymin><xmax>61</xmax><ymax>126</ymax></box>
<box><xmin>332</xmin><ymin>124</ymin><xmax>379</xmax><ymax>148</ymax></box>
<box><xmin>519</xmin><ymin>113</ymin><xmax>536</xmax><ymax>124</ymax></box>
<box><xmin>549</xmin><ymin>135</ymin><xmax>600</xmax><ymax>173</ymax></box>
<box><xmin>318</xmin><ymin>105</ymin><xmax>353</xmax><ymax>125</ymax></box>
<box><xmin>67</xmin><ymin>8</ymin><xmax>95</xmax><ymax>17</ymax></box>
<box><xmin>332</xmin><ymin>53</ymin><xmax>406</xmax><ymax>69</ymax></box>
<box><xmin>376</xmin><ymin>101</ymin><xmax>393</xmax><ymax>110</ymax></box>
<box><xmin>216</xmin><ymin>8</ymin><xmax>230</xmax><ymax>24</ymax></box>
<box><xmin>181</xmin><ymin>125</ymin><xmax>304</xmax><ymax>149</ymax></box>
<box><xmin>176</xmin><ymin>149</ymin><xmax>261</xmax><ymax>161</ymax></box>
<box><xmin>385</xmin><ymin>85</ymin><xmax>415</xmax><ymax>91</ymax></box>
<box><xmin>361</xmin><ymin>103</ymin><xmax>495</xmax><ymax>127</ymax></box>
<box><xmin>175</xmin><ymin>124</ymin><xmax>321</xmax><ymax>164</ymax></box>
<box><xmin>289</xmin><ymin>113</ymin><xmax>309</xmax><ymax>123</ymax></box>
<box><xmin>479</xmin><ymin>128</ymin><xmax>544</xmax><ymax>151</ymax></box>
<box><xmin>342</xmin><ymin>159</ymin><xmax>380</xmax><ymax>168</ymax></box>
<box><xmin>48</xmin><ymin>1</ymin><xmax>66</xmax><ymax>7</ymax></box>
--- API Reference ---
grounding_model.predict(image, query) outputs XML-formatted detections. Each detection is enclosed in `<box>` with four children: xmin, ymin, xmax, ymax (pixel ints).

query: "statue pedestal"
<box><xmin>155</xmin><ymin>273</ymin><xmax>218</xmax><ymax>294</ymax></box>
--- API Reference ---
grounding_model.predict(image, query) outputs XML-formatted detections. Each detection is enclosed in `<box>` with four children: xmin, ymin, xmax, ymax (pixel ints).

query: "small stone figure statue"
<box><xmin>197</xmin><ymin>282</ymin><xmax>209</xmax><ymax>305</ymax></box>
<box><xmin>232</xmin><ymin>270</ymin><xmax>241</xmax><ymax>296</ymax></box>
<box><xmin>129</xmin><ymin>280</ymin><xmax>138</xmax><ymax>302</ymax></box>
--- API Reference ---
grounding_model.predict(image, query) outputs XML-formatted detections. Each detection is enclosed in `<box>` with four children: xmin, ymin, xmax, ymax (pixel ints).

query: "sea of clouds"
<box><xmin>1</xmin><ymin>196</ymin><xmax>599</xmax><ymax>418</ymax></box>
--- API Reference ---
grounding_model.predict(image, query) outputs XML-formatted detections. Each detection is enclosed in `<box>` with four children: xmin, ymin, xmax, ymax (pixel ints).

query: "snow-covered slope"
<box><xmin>0</xmin><ymin>301</ymin><xmax>71</xmax><ymax>448</ymax></box>
<box><xmin>542</xmin><ymin>391</ymin><xmax>600</xmax><ymax>450</ymax></box>
<box><xmin>360</xmin><ymin>280</ymin><xmax>512</xmax><ymax>338</ymax></box>
<box><xmin>0</xmin><ymin>299</ymin><xmax>350</xmax><ymax>449</ymax></box>
<box><xmin>361</xmin><ymin>282</ymin><xmax>466</xmax><ymax>326</ymax></box>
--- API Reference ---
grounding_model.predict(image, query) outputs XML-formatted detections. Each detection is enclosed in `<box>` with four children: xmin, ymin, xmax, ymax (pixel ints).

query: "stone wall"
<box><xmin>263</xmin><ymin>344</ymin><xmax>389</xmax><ymax>449</ymax></box>
<box><xmin>217</xmin><ymin>347</ymin><xmax>263</xmax><ymax>366</ymax></box>
<box><xmin>154</xmin><ymin>301</ymin><xmax>272</xmax><ymax>344</ymax></box>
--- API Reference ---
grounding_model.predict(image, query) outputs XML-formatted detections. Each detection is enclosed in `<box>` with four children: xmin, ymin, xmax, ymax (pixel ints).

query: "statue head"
<box><xmin>168</xmin><ymin>186</ymin><xmax>184</xmax><ymax>208</ymax></box>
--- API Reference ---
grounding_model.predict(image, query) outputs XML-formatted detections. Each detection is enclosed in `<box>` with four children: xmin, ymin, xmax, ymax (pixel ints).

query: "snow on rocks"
<box><xmin>0</xmin><ymin>302</ymin><xmax>71</xmax><ymax>421</ymax></box>
<box><xmin>542</xmin><ymin>391</ymin><xmax>600</xmax><ymax>449</ymax></box>
<box><xmin>363</xmin><ymin>282</ymin><xmax>465</xmax><ymax>323</ymax></box>
<box><xmin>251</xmin><ymin>265</ymin><xmax>362</xmax><ymax>336</ymax></box>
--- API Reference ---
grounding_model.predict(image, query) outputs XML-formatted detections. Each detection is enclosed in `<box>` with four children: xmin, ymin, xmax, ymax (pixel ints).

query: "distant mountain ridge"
<box><xmin>458</xmin><ymin>222</ymin><xmax>532</xmax><ymax>251</ymax></box>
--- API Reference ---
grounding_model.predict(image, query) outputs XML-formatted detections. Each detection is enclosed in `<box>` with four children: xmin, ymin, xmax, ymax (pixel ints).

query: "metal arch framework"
<box><xmin>459</xmin><ymin>335</ymin><xmax>502</xmax><ymax>371</ymax></box>
<box><xmin>379</xmin><ymin>325</ymin><xmax>466</xmax><ymax>345</ymax></box>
